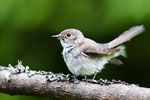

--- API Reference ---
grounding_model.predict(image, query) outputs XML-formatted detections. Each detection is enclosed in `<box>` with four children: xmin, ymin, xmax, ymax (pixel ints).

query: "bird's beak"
<box><xmin>51</xmin><ymin>34</ymin><xmax>64</xmax><ymax>40</ymax></box>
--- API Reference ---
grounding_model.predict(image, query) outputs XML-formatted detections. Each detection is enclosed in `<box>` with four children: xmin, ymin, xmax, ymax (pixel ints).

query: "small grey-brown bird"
<box><xmin>52</xmin><ymin>25</ymin><xmax>144</xmax><ymax>79</ymax></box>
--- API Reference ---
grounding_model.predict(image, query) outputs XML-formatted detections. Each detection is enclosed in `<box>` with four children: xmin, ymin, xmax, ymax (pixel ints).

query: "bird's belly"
<box><xmin>63</xmin><ymin>50</ymin><xmax>109</xmax><ymax>76</ymax></box>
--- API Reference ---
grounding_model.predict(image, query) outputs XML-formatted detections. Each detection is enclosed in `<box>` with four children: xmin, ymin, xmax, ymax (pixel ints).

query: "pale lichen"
<box><xmin>5</xmin><ymin>61</ymin><xmax>131</xmax><ymax>85</ymax></box>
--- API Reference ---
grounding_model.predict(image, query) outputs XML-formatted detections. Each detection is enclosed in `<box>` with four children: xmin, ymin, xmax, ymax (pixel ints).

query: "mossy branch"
<box><xmin>0</xmin><ymin>62</ymin><xmax>150</xmax><ymax>100</ymax></box>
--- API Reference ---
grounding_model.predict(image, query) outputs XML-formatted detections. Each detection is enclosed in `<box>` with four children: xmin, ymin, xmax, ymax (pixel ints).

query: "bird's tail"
<box><xmin>114</xmin><ymin>45</ymin><xmax>126</xmax><ymax>58</ymax></box>
<box><xmin>107</xmin><ymin>25</ymin><xmax>145</xmax><ymax>48</ymax></box>
<box><xmin>108</xmin><ymin>45</ymin><xmax>126</xmax><ymax>65</ymax></box>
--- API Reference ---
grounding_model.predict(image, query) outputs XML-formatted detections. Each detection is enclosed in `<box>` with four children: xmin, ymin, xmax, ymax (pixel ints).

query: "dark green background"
<box><xmin>0</xmin><ymin>0</ymin><xmax>150</xmax><ymax>100</ymax></box>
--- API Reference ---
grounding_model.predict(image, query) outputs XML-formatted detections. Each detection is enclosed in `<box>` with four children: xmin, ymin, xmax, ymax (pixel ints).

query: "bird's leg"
<box><xmin>83</xmin><ymin>76</ymin><xmax>87</xmax><ymax>81</ymax></box>
<box><xmin>86</xmin><ymin>73</ymin><xmax>97</xmax><ymax>83</ymax></box>
<box><xmin>85</xmin><ymin>76</ymin><xmax>87</xmax><ymax>80</ymax></box>
<box><xmin>92</xmin><ymin>72</ymin><xmax>97</xmax><ymax>80</ymax></box>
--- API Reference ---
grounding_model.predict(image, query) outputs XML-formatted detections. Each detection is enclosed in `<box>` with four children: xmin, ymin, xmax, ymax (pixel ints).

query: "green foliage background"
<box><xmin>0</xmin><ymin>0</ymin><xmax>150</xmax><ymax>100</ymax></box>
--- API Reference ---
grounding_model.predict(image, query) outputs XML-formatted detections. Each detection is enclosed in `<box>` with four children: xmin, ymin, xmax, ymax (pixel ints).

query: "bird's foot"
<box><xmin>86</xmin><ymin>79</ymin><xmax>98</xmax><ymax>83</ymax></box>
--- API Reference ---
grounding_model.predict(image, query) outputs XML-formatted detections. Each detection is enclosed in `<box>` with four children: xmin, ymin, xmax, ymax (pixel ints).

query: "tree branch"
<box><xmin>0</xmin><ymin>62</ymin><xmax>150</xmax><ymax>100</ymax></box>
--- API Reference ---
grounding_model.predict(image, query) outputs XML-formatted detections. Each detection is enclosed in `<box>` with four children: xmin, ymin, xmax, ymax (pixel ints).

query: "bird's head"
<box><xmin>52</xmin><ymin>29</ymin><xmax>84</xmax><ymax>48</ymax></box>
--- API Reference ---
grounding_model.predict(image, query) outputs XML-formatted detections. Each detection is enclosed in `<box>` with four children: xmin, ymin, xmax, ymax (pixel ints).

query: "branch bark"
<box><xmin>0</xmin><ymin>65</ymin><xmax>150</xmax><ymax>100</ymax></box>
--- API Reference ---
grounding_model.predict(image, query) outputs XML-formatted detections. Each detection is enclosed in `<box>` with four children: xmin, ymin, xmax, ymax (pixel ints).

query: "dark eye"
<box><xmin>67</xmin><ymin>33</ymin><xmax>71</xmax><ymax>37</ymax></box>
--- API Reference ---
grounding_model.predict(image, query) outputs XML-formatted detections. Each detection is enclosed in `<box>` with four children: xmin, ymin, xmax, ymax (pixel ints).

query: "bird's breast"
<box><xmin>62</xmin><ymin>45</ymin><xmax>110</xmax><ymax>76</ymax></box>
<box><xmin>62</xmin><ymin>45</ymin><xmax>78</xmax><ymax>63</ymax></box>
<box><xmin>62</xmin><ymin>46</ymin><xmax>85</xmax><ymax>74</ymax></box>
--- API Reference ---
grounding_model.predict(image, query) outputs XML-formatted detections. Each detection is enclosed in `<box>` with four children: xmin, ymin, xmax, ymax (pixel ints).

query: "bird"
<box><xmin>52</xmin><ymin>25</ymin><xmax>145</xmax><ymax>79</ymax></box>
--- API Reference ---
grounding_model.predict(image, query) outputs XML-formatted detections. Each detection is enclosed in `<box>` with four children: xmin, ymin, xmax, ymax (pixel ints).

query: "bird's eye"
<box><xmin>67</xmin><ymin>33</ymin><xmax>71</xmax><ymax>37</ymax></box>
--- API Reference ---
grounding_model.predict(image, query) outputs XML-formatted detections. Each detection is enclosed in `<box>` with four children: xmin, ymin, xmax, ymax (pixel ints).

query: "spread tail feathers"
<box><xmin>107</xmin><ymin>25</ymin><xmax>145</xmax><ymax>48</ymax></box>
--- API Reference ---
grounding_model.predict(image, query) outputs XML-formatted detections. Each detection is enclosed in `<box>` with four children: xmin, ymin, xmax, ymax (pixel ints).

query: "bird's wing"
<box><xmin>83</xmin><ymin>46</ymin><xmax>119</xmax><ymax>59</ymax></box>
<box><xmin>78</xmin><ymin>38</ymin><xmax>119</xmax><ymax>58</ymax></box>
